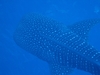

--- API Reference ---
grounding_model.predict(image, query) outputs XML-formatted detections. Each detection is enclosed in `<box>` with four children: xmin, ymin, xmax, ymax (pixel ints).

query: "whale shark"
<box><xmin>14</xmin><ymin>13</ymin><xmax>100</xmax><ymax>75</ymax></box>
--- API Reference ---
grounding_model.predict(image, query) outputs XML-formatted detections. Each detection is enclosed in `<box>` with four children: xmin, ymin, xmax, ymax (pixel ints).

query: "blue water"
<box><xmin>0</xmin><ymin>0</ymin><xmax>100</xmax><ymax>75</ymax></box>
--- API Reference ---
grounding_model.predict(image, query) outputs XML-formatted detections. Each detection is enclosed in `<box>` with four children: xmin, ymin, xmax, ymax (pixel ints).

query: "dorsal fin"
<box><xmin>68</xmin><ymin>19</ymin><xmax>100</xmax><ymax>41</ymax></box>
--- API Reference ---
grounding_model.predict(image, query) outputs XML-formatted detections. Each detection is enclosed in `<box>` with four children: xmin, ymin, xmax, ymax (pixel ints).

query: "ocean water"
<box><xmin>0</xmin><ymin>0</ymin><xmax>100</xmax><ymax>75</ymax></box>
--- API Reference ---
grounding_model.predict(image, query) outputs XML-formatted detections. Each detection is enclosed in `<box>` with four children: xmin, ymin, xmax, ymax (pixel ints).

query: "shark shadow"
<box><xmin>14</xmin><ymin>13</ymin><xmax>100</xmax><ymax>75</ymax></box>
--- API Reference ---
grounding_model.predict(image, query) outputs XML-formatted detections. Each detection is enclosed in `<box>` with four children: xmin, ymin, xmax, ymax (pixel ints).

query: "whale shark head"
<box><xmin>14</xmin><ymin>13</ymin><xmax>100</xmax><ymax>75</ymax></box>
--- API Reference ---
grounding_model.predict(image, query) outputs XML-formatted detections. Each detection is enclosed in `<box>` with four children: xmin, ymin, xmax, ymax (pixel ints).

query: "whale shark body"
<box><xmin>14</xmin><ymin>14</ymin><xmax>100</xmax><ymax>75</ymax></box>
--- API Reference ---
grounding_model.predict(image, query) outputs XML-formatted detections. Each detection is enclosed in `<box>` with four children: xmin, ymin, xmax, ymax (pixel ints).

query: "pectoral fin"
<box><xmin>49</xmin><ymin>64</ymin><xmax>73</xmax><ymax>75</ymax></box>
<box><xmin>68</xmin><ymin>19</ymin><xmax>100</xmax><ymax>41</ymax></box>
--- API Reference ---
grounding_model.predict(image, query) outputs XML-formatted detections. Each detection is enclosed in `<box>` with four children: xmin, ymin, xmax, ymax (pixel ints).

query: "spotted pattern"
<box><xmin>14</xmin><ymin>13</ymin><xmax>100</xmax><ymax>75</ymax></box>
<box><xmin>68</xmin><ymin>19</ymin><xmax>100</xmax><ymax>41</ymax></box>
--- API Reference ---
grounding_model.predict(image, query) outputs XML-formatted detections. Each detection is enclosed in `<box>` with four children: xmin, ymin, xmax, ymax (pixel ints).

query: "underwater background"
<box><xmin>0</xmin><ymin>0</ymin><xmax>100</xmax><ymax>75</ymax></box>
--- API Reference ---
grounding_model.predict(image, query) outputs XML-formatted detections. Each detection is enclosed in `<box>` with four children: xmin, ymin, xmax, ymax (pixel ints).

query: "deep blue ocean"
<box><xmin>0</xmin><ymin>0</ymin><xmax>100</xmax><ymax>75</ymax></box>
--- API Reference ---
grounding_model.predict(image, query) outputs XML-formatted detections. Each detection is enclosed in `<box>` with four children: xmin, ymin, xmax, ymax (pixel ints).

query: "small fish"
<box><xmin>14</xmin><ymin>13</ymin><xmax>100</xmax><ymax>75</ymax></box>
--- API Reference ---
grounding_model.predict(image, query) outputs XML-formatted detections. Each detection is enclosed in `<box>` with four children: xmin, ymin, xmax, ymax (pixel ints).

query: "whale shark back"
<box><xmin>14</xmin><ymin>13</ymin><xmax>100</xmax><ymax>75</ymax></box>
